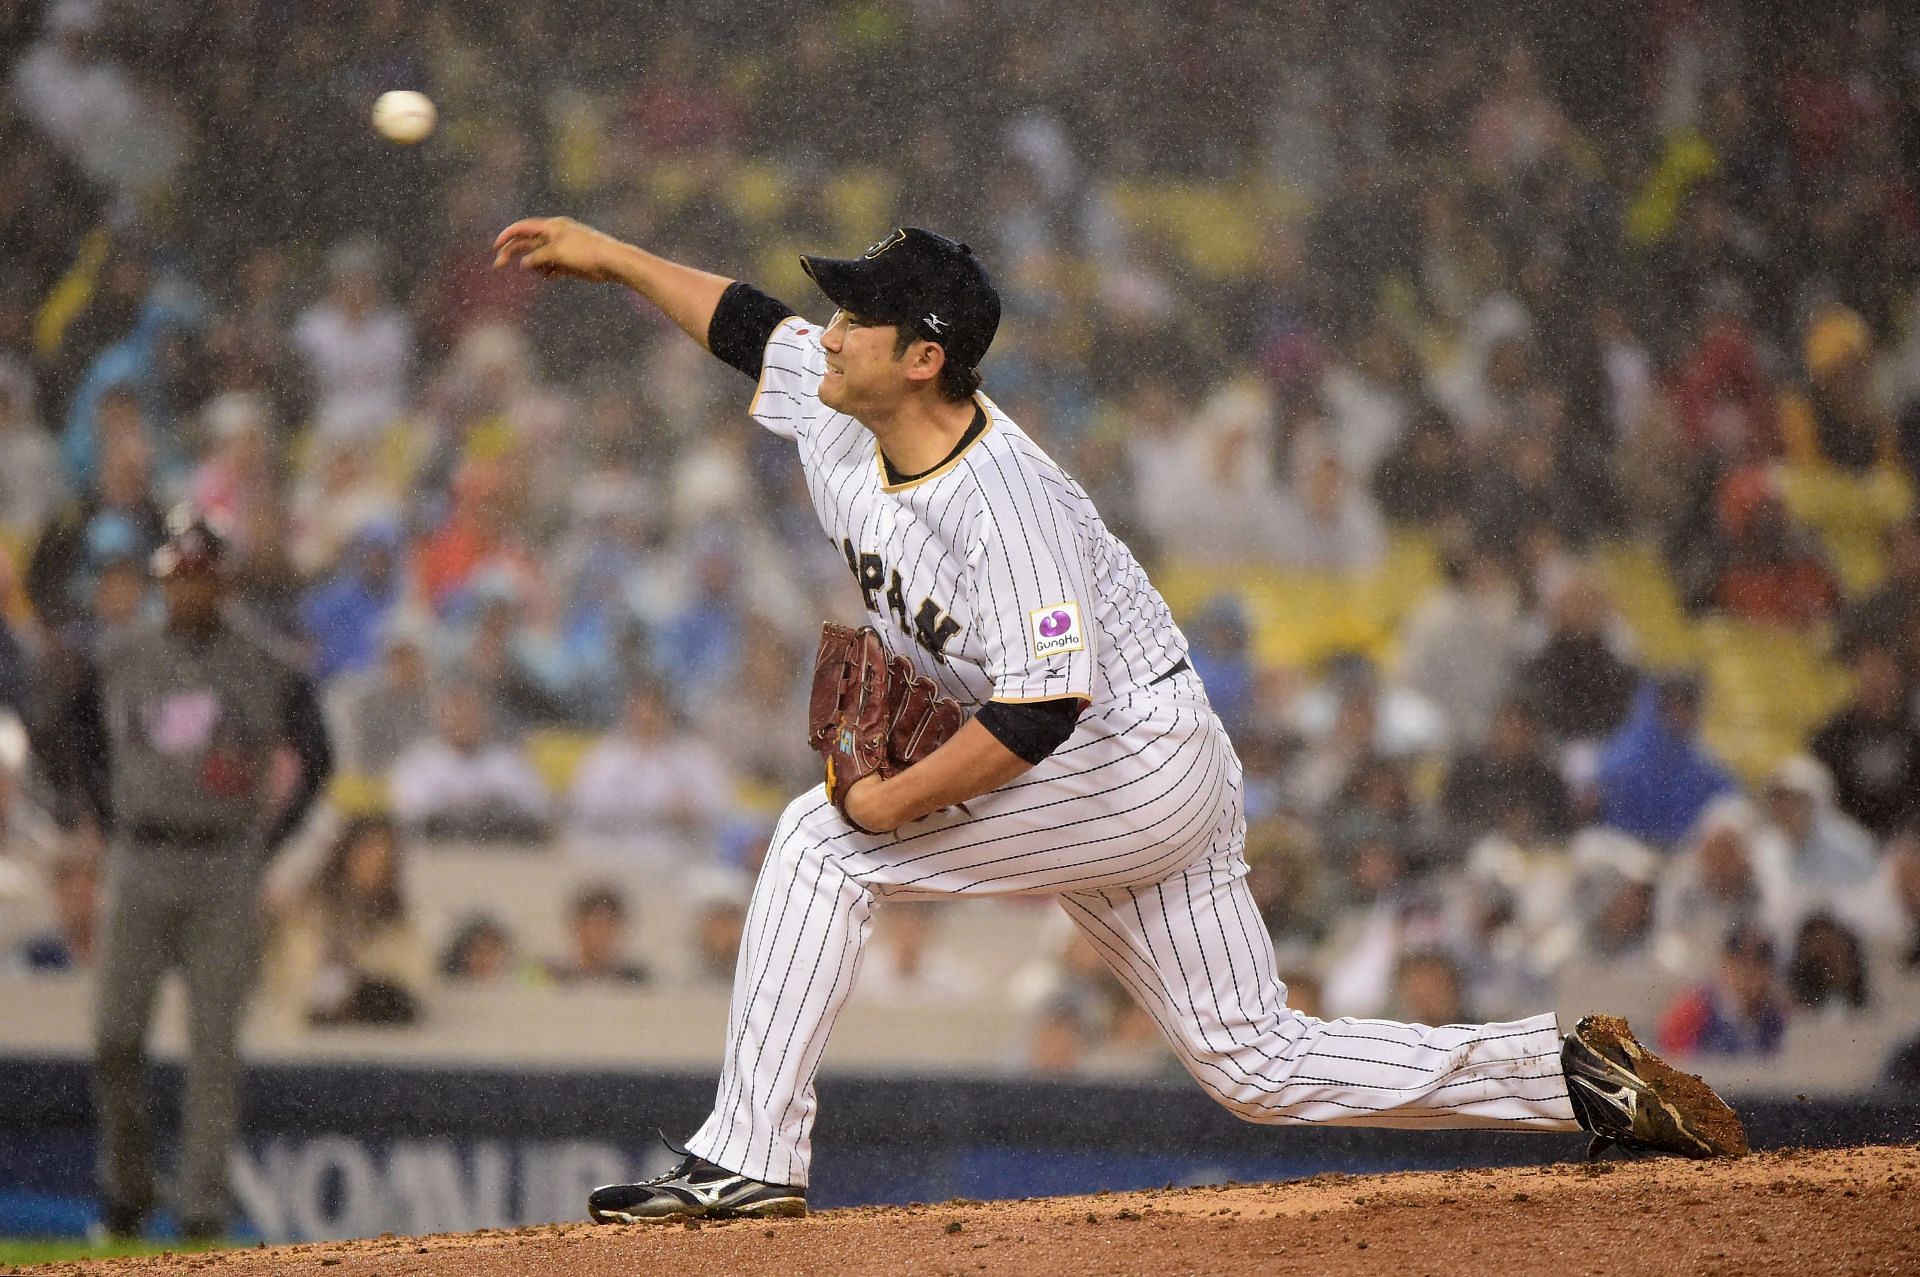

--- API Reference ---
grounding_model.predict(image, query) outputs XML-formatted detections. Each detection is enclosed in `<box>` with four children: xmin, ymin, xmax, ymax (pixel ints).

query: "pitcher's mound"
<box><xmin>16</xmin><ymin>1145</ymin><xmax>1919</xmax><ymax>1277</ymax></box>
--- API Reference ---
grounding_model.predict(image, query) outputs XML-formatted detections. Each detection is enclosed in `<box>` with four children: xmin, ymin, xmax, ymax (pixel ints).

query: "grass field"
<box><xmin>0</xmin><ymin>1236</ymin><xmax>231</xmax><ymax>1267</ymax></box>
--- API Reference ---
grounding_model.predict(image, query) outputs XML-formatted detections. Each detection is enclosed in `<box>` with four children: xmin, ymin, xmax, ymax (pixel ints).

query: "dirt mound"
<box><xmin>13</xmin><ymin>1145</ymin><xmax>1918</xmax><ymax>1277</ymax></box>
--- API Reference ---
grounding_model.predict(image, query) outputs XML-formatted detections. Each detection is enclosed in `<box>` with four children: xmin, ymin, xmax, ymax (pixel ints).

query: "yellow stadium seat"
<box><xmin>725</xmin><ymin>160</ymin><xmax>791</xmax><ymax>227</ymax></box>
<box><xmin>1356</xmin><ymin>530</ymin><xmax>1443</xmax><ymax>633</ymax></box>
<box><xmin>755</xmin><ymin>241</ymin><xmax>816</xmax><ymax>302</ymax></box>
<box><xmin>1160</xmin><ymin>565</ymin><xmax>1392</xmax><ymax>670</ymax></box>
<box><xmin>0</xmin><ymin>526</ymin><xmax>30</xmax><ymax>590</ymax></box>
<box><xmin>645</xmin><ymin>158</ymin><xmax>706</xmax><ymax>210</ymax></box>
<box><xmin>732</xmin><ymin>775</ymin><xmax>791</xmax><ymax>818</ymax></box>
<box><xmin>1159</xmin><ymin>532</ymin><xmax>1443</xmax><ymax>672</ymax></box>
<box><xmin>1106</xmin><ymin>180</ymin><xmax>1305</xmax><ymax>280</ymax></box>
<box><xmin>1694</xmin><ymin>616</ymin><xmax>1850</xmax><ymax>784</ymax></box>
<box><xmin>549</xmin><ymin>89</ymin><xmax>613</xmax><ymax>197</ymax></box>
<box><xmin>822</xmin><ymin>169</ymin><xmax>894</xmax><ymax>244</ymax></box>
<box><xmin>378</xmin><ymin>417</ymin><xmax>431</xmax><ymax>489</ymax></box>
<box><xmin>525</xmin><ymin>728</ymin><xmax>602</xmax><ymax>797</ymax></box>
<box><xmin>1775</xmin><ymin>462</ymin><xmax>1913</xmax><ymax>596</ymax></box>
<box><xmin>329</xmin><ymin>772</ymin><xmax>391</xmax><ymax>817</ymax></box>
<box><xmin>1593</xmin><ymin>539</ymin><xmax>1704</xmax><ymax>667</ymax></box>
<box><xmin>1</xmin><ymin>541</ymin><xmax>33</xmax><ymax>629</ymax></box>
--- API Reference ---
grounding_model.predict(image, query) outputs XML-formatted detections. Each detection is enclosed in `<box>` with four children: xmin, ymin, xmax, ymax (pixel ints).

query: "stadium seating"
<box><xmin>1107</xmin><ymin>179</ymin><xmax>1302</xmax><ymax>279</ymax></box>
<box><xmin>1775</xmin><ymin>462</ymin><xmax>1913</xmax><ymax>596</ymax></box>
<box><xmin>1157</xmin><ymin>532</ymin><xmax>1441</xmax><ymax>671</ymax></box>
<box><xmin>524</xmin><ymin>729</ymin><xmax>600</xmax><ymax>798</ymax></box>
<box><xmin>1695</xmin><ymin>616</ymin><xmax>1852</xmax><ymax>784</ymax></box>
<box><xmin>1593</xmin><ymin>539</ymin><xmax>1704</xmax><ymax>669</ymax></box>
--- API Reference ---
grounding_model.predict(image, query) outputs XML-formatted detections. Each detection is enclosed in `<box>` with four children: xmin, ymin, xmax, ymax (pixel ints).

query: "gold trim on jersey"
<box><xmin>876</xmin><ymin>393</ymin><xmax>996</xmax><ymax>493</ymax></box>
<box><xmin>747</xmin><ymin>314</ymin><xmax>809</xmax><ymax>418</ymax></box>
<box><xmin>863</xmin><ymin>228</ymin><xmax>908</xmax><ymax>258</ymax></box>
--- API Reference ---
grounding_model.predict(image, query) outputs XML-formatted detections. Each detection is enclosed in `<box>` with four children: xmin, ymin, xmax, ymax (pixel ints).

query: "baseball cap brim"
<box><xmin>799</xmin><ymin>255</ymin><xmax>907</xmax><ymax>323</ymax></box>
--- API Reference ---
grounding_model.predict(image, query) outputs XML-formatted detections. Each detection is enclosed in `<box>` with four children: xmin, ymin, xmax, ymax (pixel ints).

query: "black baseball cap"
<box><xmin>800</xmin><ymin>228</ymin><xmax>1001</xmax><ymax>371</ymax></box>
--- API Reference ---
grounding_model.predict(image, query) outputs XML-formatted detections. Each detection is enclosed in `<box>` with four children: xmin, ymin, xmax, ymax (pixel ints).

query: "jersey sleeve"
<box><xmin>747</xmin><ymin>315</ymin><xmax>829</xmax><ymax>442</ymax></box>
<box><xmin>965</xmin><ymin>448</ymin><xmax>1097</xmax><ymax>703</ymax></box>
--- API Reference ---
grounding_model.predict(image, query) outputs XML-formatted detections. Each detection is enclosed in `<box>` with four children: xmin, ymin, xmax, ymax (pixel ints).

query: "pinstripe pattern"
<box><xmin>685</xmin><ymin>674</ymin><xmax>1579</xmax><ymax>1186</ymax></box>
<box><xmin>1058</xmin><ymin>863</ymin><xmax>1575</xmax><ymax>1131</ymax></box>
<box><xmin>681</xmin><ymin>319</ymin><xmax>1580</xmax><ymax>1188</ymax></box>
<box><xmin>754</xmin><ymin>316</ymin><xmax>1184</xmax><ymax>707</ymax></box>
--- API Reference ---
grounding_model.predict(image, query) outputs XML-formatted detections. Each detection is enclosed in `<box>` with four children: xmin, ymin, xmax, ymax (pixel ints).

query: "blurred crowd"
<box><xmin>2</xmin><ymin>0</ymin><xmax>1920</xmax><ymax>1086</ymax></box>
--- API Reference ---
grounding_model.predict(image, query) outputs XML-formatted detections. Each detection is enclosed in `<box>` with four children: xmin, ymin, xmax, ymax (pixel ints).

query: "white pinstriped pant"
<box><xmin>686</xmin><ymin>675</ymin><xmax>1580</xmax><ymax>1186</ymax></box>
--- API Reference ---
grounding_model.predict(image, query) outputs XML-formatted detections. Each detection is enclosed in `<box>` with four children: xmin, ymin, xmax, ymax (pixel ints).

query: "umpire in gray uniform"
<box><xmin>61</xmin><ymin>510</ymin><xmax>333</xmax><ymax>1240</ymax></box>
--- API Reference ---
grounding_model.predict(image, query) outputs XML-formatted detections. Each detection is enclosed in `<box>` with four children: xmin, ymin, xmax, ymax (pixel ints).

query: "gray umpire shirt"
<box><xmin>74</xmin><ymin>615</ymin><xmax>333</xmax><ymax>853</ymax></box>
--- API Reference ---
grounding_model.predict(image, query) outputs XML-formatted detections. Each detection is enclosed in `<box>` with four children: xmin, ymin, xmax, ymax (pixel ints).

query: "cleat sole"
<box><xmin>590</xmin><ymin>1195</ymin><xmax>808</xmax><ymax>1225</ymax></box>
<box><xmin>1576</xmin><ymin>1014</ymin><xmax>1749</xmax><ymax>1159</ymax></box>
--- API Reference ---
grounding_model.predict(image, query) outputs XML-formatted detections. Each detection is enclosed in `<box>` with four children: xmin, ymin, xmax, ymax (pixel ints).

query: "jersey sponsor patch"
<box><xmin>1028</xmin><ymin>602</ymin><xmax>1085</xmax><ymax>659</ymax></box>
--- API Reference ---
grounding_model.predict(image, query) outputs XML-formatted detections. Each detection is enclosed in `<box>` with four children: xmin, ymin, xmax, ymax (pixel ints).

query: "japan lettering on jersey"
<box><xmin>748</xmin><ymin>316</ymin><xmax>1186</xmax><ymax>711</ymax></box>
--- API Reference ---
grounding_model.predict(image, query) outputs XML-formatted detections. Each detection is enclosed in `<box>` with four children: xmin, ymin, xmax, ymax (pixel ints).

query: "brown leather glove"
<box><xmin>884</xmin><ymin>652</ymin><xmax>965</xmax><ymax>771</ymax></box>
<box><xmin>808</xmin><ymin>623</ymin><xmax>965</xmax><ymax>832</ymax></box>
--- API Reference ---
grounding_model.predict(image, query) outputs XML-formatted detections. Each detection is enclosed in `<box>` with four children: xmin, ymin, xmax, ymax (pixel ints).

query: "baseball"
<box><xmin>371</xmin><ymin>90</ymin><xmax>436</xmax><ymax>144</ymax></box>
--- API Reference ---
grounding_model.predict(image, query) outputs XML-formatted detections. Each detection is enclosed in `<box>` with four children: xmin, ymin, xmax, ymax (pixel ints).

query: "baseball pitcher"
<box><xmin>492</xmin><ymin>217</ymin><xmax>1745</xmax><ymax>1223</ymax></box>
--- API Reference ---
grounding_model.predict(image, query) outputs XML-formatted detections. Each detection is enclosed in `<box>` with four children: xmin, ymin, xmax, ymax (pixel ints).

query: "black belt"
<box><xmin>126</xmin><ymin>822</ymin><xmax>239</xmax><ymax>850</ymax></box>
<box><xmin>1149</xmin><ymin>657</ymin><xmax>1191</xmax><ymax>686</ymax></box>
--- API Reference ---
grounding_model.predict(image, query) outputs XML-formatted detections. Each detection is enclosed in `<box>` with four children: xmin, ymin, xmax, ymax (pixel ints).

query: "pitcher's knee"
<box><xmin>1203</xmin><ymin>1081</ymin><xmax>1320</xmax><ymax>1126</ymax></box>
<box><xmin>1193</xmin><ymin>1073</ymin><xmax>1279</xmax><ymax>1123</ymax></box>
<box><xmin>1179</xmin><ymin>1044</ymin><xmax>1310</xmax><ymax>1126</ymax></box>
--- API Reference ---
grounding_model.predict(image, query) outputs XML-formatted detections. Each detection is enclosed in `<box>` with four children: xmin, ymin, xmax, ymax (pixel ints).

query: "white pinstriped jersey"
<box><xmin>750</xmin><ymin>315</ymin><xmax>1187</xmax><ymax>710</ymax></box>
<box><xmin>686</xmin><ymin>308</ymin><xmax>1584</xmax><ymax>1192</ymax></box>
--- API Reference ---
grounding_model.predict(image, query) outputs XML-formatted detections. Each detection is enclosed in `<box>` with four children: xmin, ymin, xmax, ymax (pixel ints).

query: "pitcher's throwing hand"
<box><xmin>493</xmin><ymin>217</ymin><xmax>628</xmax><ymax>282</ymax></box>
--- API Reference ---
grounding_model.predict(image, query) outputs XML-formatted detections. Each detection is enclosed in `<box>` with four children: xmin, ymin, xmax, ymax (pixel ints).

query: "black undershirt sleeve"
<box><xmin>974</xmin><ymin>698</ymin><xmax>1083</xmax><ymax>766</ymax></box>
<box><xmin>261</xmin><ymin>672</ymin><xmax>335</xmax><ymax>852</ymax></box>
<box><xmin>707</xmin><ymin>281</ymin><xmax>801</xmax><ymax>379</ymax></box>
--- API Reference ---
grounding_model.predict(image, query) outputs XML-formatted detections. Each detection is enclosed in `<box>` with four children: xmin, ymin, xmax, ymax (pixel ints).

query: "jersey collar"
<box><xmin>877</xmin><ymin>397</ymin><xmax>993</xmax><ymax>492</ymax></box>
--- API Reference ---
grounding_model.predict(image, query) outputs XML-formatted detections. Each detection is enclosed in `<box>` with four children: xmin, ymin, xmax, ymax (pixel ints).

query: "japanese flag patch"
<box><xmin>1029</xmin><ymin>602</ymin><xmax>1086</xmax><ymax>658</ymax></box>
